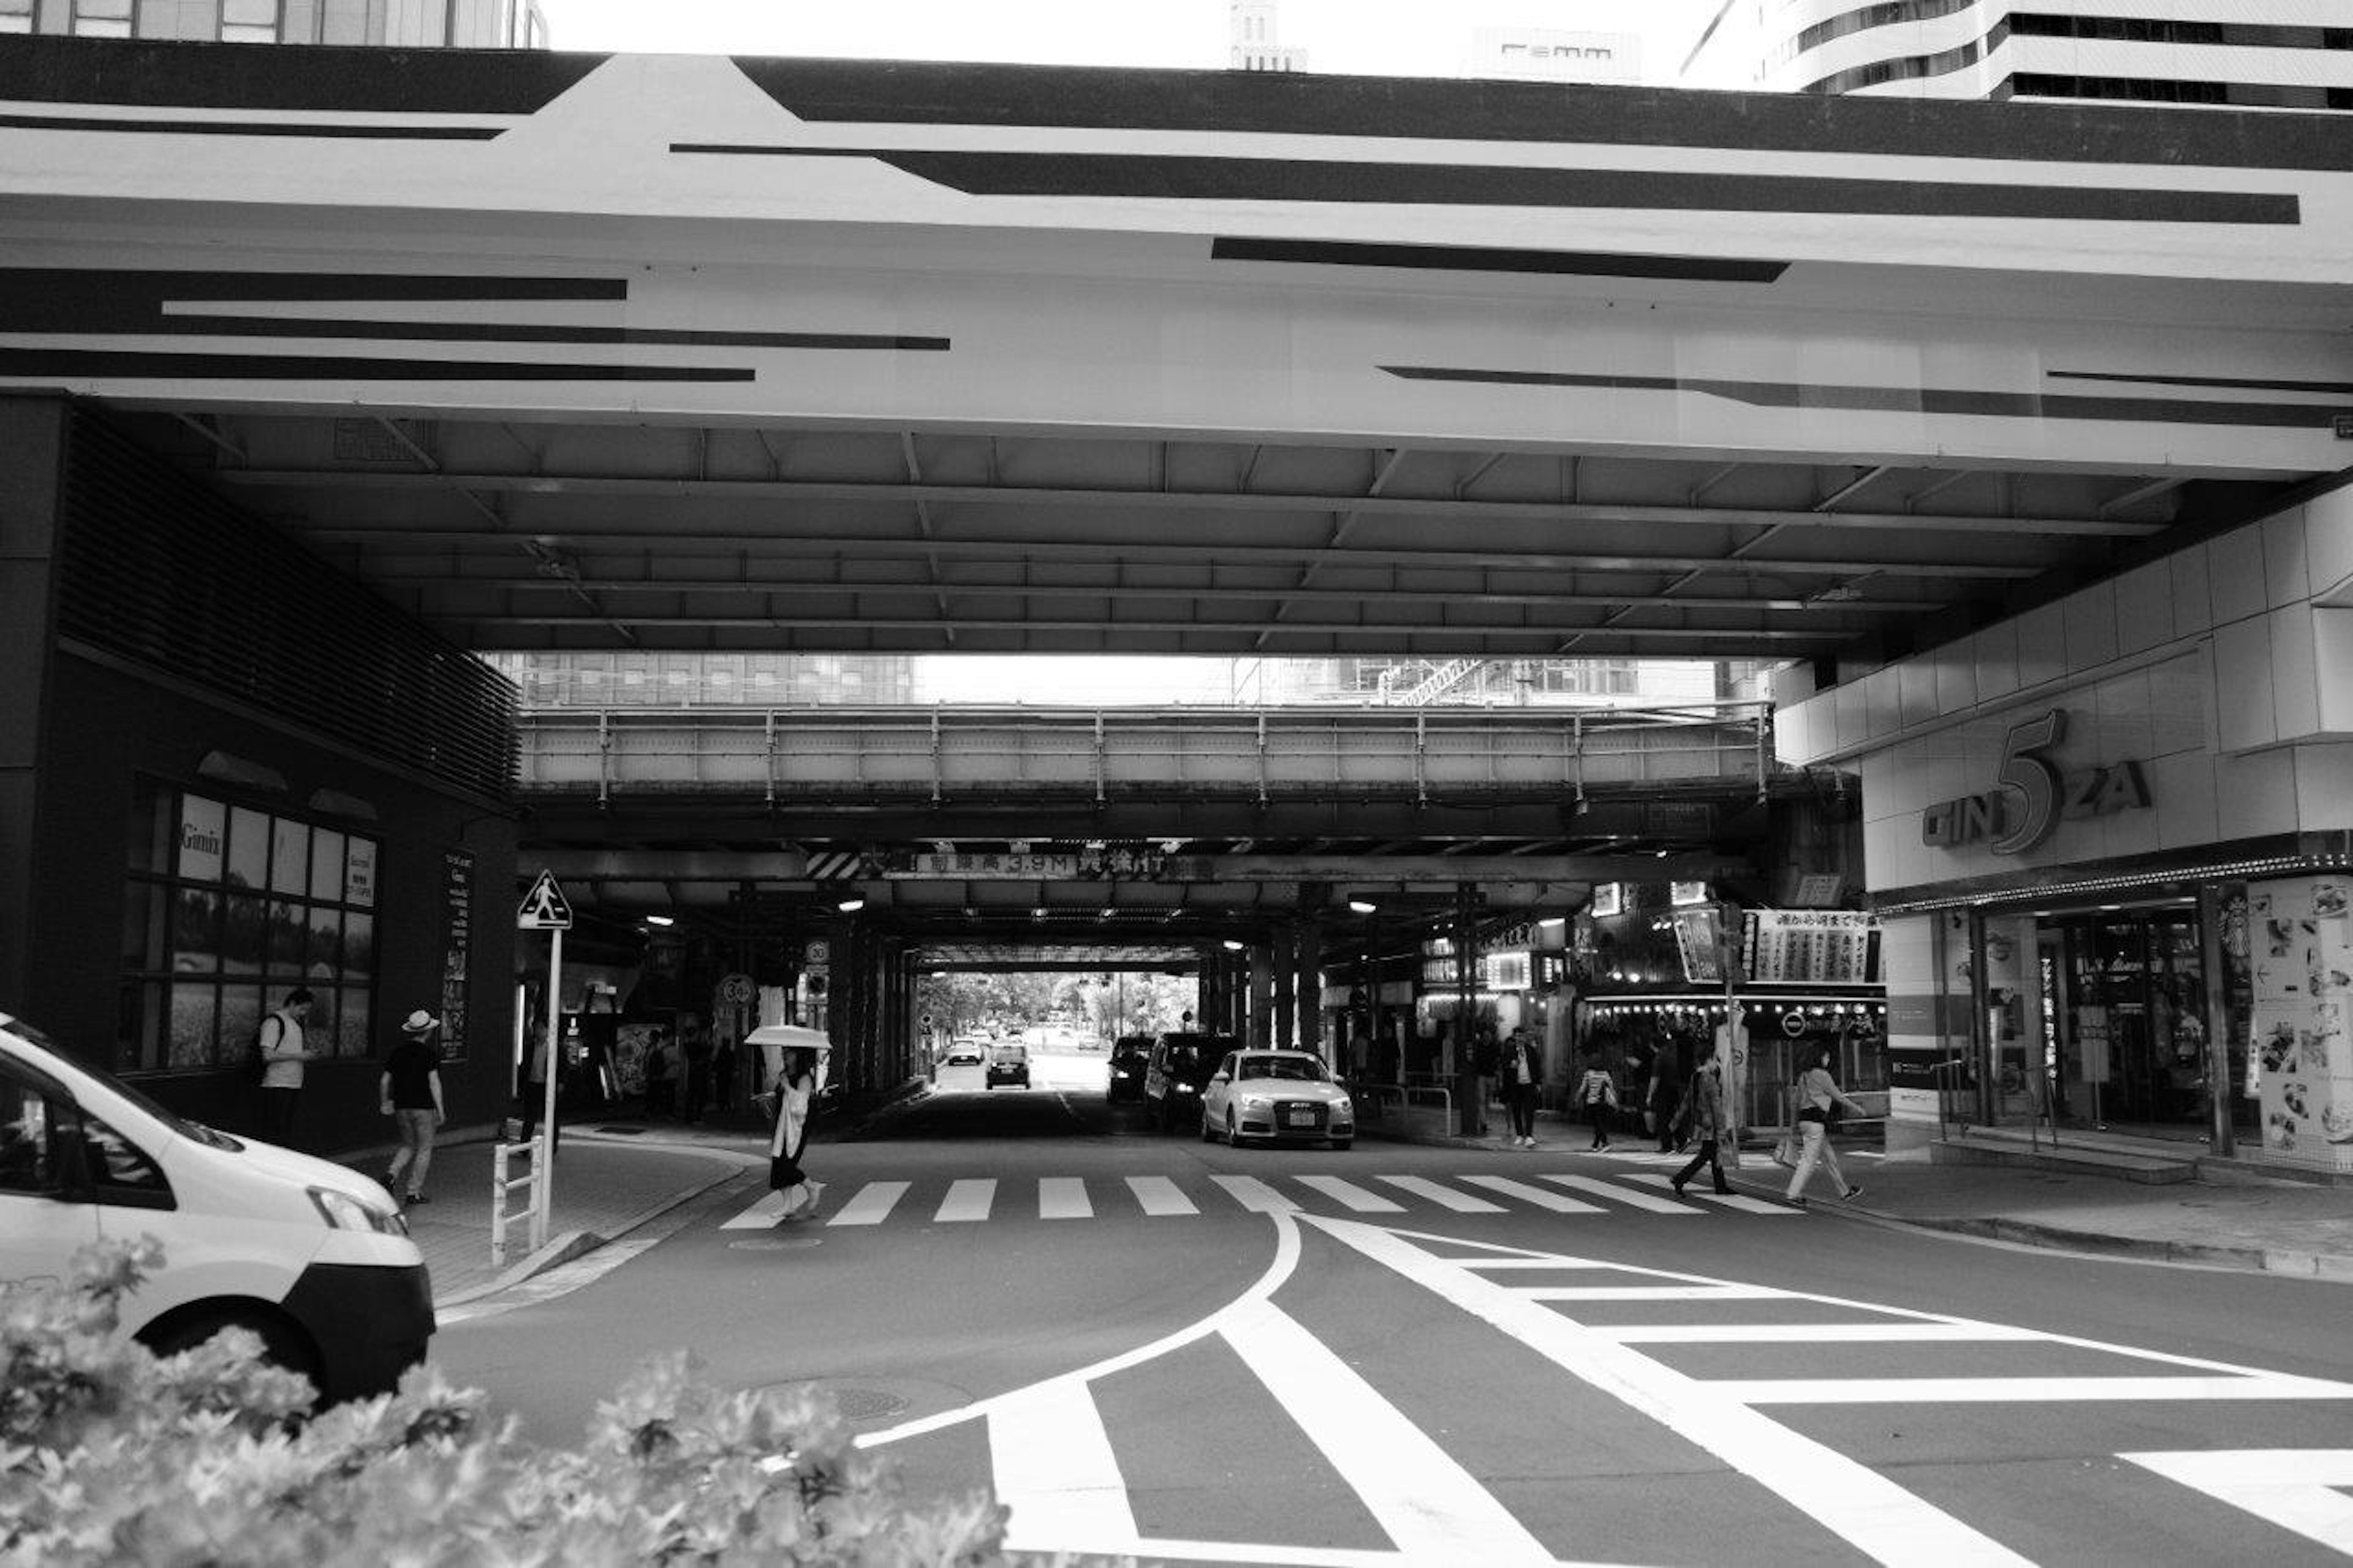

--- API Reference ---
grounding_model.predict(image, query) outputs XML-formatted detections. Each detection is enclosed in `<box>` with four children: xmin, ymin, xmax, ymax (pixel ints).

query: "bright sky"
<box><xmin>540</xmin><ymin>0</ymin><xmax>1717</xmax><ymax>85</ymax></box>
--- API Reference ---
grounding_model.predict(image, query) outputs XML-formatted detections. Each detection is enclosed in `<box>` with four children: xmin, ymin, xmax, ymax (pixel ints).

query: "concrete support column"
<box><xmin>0</xmin><ymin>396</ymin><xmax>65</xmax><ymax>1012</ymax></box>
<box><xmin>1454</xmin><ymin>882</ymin><xmax>1480</xmax><ymax>1134</ymax></box>
<box><xmin>1272</xmin><ymin>924</ymin><xmax>1295</xmax><ymax>1050</ymax></box>
<box><xmin>825</xmin><ymin>918</ymin><xmax>854</xmax><ymax>1087</ymax></box>
<box><xmin>1295</xmin><ymin>915</ymin><xmax>1322</xmax><ymax>1062</ymax></box>
<box><xmin>1240</xmin><ymin>945</ymin><xmax>1265</xmax><ymax>1047</ymax></box>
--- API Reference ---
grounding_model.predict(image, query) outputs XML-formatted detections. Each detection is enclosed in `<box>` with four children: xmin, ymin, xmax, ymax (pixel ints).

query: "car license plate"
<box><xmin>1284</xmin><ymin>1107</ymin><xmax>1316</xmax><ymax>1127</ymax></box>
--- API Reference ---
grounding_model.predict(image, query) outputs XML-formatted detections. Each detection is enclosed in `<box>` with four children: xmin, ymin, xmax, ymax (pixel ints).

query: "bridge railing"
<box><xmin>514</xmin><ymin>703</ymin><xmax>1776</xmax><ymax>805</ymax></box>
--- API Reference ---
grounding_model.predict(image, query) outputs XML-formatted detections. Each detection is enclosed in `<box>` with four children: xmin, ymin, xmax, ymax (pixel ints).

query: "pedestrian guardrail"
<box><xmin>490</xmin><ymin>1137</ymin><xmax>548</xmax><ymax>1268</ymax></box>
<box><xmin>1346</xmin><ymin>1078</ymin><xmax>1454</xmax><ymax>1140</ymax></box>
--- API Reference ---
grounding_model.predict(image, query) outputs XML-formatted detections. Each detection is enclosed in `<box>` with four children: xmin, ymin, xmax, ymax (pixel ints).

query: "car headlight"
<box><xmin>1240</xmin><ymin>1094</ymin><xmax>1272</xmax><ymax>1112</ymax></box>
<box><xmin>1333</xmin><ymin>1097</ymin><xmax>1353</xmax><ymax>1118</ymax></box>
<box><xmin>310</xmin><ymin>1186</ymin><xmax>406</xmax><ymax>1236</ymax></box>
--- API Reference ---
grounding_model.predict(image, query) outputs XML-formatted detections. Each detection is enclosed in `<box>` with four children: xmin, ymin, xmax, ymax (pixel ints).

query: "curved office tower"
<box><xmin>1680</xmin><ymin>2</ymin><xmax>2353</xmax><ymax>109</ymax></box>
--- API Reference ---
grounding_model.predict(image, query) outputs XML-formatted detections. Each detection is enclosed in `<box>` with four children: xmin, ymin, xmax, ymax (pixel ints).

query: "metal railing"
<box><xmin>1346</xmin><ymin>1077</ymin><xmax>1455</xmax><ymax>1140</ymax></box>
<box><xmin>489</xmin><ymin>1137</ymin><xmax>547</xmax><ymax>1268</ymax></box>
<box><xmin>515</xmin><ymin>702</ymin><xmax>1779</xmax><ymax>806</ymax></box>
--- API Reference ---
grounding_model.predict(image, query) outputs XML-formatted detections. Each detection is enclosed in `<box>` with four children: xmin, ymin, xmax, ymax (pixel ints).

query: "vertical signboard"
<box><xmin>441</xmin><ymin>851</ymin><xmax>472</xmax><ymax>1059</ymax></box>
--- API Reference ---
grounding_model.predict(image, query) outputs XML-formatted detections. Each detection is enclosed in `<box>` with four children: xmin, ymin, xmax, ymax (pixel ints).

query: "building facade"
<box><xmin>1680</xmin><ymin>2</ymin><xmax>2353</xmax><ymax>109</ymax></box>
<box><xmin>1466</xmin><ymin>25</ymin><xmax>1641</xmax><ymax>86</ymax></box>
<box><xmin>0</xmin><ymin>0</ymin><xmax>547</xmax><ymax>48</ymax></box>
<box><xmin>1229</xmin><ymin>0</ymin><xmax>1305</xmax><ymax>73</ymax></box>
<box><xmin>1775</xmin><ymin>481</ymin><xmax>2353</xmax><ymax>1174</ymax></box>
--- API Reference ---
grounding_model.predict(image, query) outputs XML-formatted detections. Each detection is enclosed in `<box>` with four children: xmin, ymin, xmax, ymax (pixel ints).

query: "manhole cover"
<box><xmin>757</xmin><ymin>1381</ymin><xmax>912</xmax><ymax>1422</ymax></box>
<box><xmin>729</xmin><ymin>1237</ymin><xmax>824</xmax><ymax>1251</ymax></box>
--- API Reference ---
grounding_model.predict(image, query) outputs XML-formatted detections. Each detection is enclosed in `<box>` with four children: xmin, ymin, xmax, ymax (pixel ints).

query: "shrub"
<box><xmin>2</xmin><ymin>1239</ymin><xmax>1116</xmax><ymax>1567</ymax></box>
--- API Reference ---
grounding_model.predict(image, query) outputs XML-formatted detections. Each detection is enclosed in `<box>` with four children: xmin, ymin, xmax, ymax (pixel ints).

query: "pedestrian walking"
<box><xmin>518</xmin><ymin>1031</ymin><xmax>559</xmax><ymax>1153</ymax></box>
<box><xmin>1669</xmin><ymin>1042</ymin><xmax>1733</xmax><ymax>1197</ymax></box>
<box><xmin>256</xmin><ymin>988</ymin><xmax>321</xmax><ymax>1148</ymax></box>
<box><xmin>1574</xmin><ymin>1054</ymin><xmax>1619</xmax><ymax>1151</ymax></box>
<box><xmin>379</xmin><ymin>1010</ymin><xmax>446</xmax><ymax>1205</ymax></box>
<box><xmin>1468</xmin><ymin>1024</ymin><xmax>1499</xmax><ymax>1137</ymax></box>
<box><xmin>1499</xmin><ymin>1026</ymin><xmax>1542</xmax><ymax>1148</ymax></box>
<box><xmin>1784</xmin><ymin>1045</ymin><xmax>1867</xmax><ymax>1207</ymax></box>
<box><xmin>1645</xmin><ymin>1047</ymin><xmax>1682</xmax><ymax>1153</ymax></box>
<box><xmin>755</xmin><ymin>1026</ymin><xmax>832</xmax><ymax>1221</ymax></box>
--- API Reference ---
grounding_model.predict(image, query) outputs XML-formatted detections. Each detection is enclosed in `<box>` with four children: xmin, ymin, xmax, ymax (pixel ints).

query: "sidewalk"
<box><xmin>1400</xmin><ymin>1108</ymin><xmax>2353</xmax><ymax>1282</ymax></box>
<box><xmin>338</xmin><ymin>1119</ymin><xmax>760</xmax><ymax>1308</ymax></box>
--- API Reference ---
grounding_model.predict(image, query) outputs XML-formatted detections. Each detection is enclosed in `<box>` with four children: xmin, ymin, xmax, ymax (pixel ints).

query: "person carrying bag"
<box><xmin>1574</xmin><ymin>1055</ymin><xmax>1619</xmax><ymax>1151</ymax></box>
<box><xmin>1783</xmin><ymin>1045</ymin><xmax>1867</xmax><ymax>1207</ymax></box>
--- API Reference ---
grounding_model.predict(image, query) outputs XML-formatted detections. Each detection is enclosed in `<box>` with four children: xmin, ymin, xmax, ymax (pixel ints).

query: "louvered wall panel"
<box><xmin>53</xmin><ymin>407</ymin><xmax>517</xmax><ymax>801</ymax></box>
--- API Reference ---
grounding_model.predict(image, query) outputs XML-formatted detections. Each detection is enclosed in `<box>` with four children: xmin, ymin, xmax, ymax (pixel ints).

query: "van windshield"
<box><xmin>3</xmin><ymin>1019</ymin><xmax>239</xmax><ymax>1151</ymax></box>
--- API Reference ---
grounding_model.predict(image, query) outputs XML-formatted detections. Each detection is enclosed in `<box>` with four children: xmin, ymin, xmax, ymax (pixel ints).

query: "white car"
<box><xmin>0</xmin><ymin>1012</ymin><xmax>431</xmax><ymax>1405</ymax></box>
<box><xmin>1200</xmin><ymin>1049</ymin><xmax>1354</xmax><ymax>1150</ymax></box>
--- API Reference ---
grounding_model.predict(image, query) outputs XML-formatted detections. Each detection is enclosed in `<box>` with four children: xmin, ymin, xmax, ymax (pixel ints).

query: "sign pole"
<box><xmin>534</xmin><ymin>923</ymin><xmax>563</xmax><ymax>1251</ymax></box>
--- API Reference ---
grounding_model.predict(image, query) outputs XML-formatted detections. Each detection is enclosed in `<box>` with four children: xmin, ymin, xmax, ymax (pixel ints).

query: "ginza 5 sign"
<box><xmin>1920</xmin><ymin>709</ymin><xmax>2151</xmax><ymax>855</ymax></box>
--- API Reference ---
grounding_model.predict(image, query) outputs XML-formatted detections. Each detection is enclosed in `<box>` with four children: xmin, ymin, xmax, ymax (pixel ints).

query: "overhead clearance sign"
<box><xmin>1920</xmin><ymin>708</ymin><xmax>2150</xmax><ymax>855</ymax></box>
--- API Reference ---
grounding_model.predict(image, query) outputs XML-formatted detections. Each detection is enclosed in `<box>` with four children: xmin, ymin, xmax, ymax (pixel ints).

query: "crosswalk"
<box><xmin>717</xmin><ymin>1168</ymin><xmax>1799</xmax><ymax>1230</ymax></box>
<box><xmin>851</xmin><ymin>1212</ymin><xmax>2353</xmax><ymax>1566</ymax></box>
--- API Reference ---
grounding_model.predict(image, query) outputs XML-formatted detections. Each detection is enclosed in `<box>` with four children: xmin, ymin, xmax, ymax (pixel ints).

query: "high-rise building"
<box><xmin>1230</xmin><ymin>0</ymin><xmax>1306</xmax><ymax>72</ymax></box>
<box><xmin>1466</xmin><ymin>25</ymin><xmax>1641</xmax><ymax>86</ymax></box>
<box><xmin>1679</xmin><ymin>2</ymin><xmax>2353</xmax><ymax>109</ymax></box>
<box><xmin>0</xmin><ymin>0</ymin><xmax>548</xmax><ymax>48</ymax></box>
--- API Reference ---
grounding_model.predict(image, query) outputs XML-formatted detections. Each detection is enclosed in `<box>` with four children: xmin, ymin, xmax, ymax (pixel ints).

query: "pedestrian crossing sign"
<box><xmin>516</xmin><ymin>870</ymin><xmax>574</xmax><ymax>930</ymax></box>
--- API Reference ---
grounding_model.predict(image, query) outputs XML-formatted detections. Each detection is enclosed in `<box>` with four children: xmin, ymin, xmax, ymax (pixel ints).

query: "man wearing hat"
<box><xmin>379</xmin><ymin>1010</ymin><xmax>447</xmax><ymax>1205</ymax></box>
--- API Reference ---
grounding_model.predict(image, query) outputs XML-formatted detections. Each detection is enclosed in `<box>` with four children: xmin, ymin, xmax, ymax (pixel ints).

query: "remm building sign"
<box><xmin>1919</xmin><ymin>709</ymin><xmax>2151</xmax><ymax>855</ymax></box>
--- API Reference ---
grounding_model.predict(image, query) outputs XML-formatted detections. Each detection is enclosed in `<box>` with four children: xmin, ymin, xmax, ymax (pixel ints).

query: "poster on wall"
<box><xmin>2247</xmin><ymin>876</ymin><xmax>2352</xmax><ymax>1169</ymax></box>
<box><xmin>440</xmin><ymin>851</ymin><xmax>472</xmax><ymax>1060</ymax></box>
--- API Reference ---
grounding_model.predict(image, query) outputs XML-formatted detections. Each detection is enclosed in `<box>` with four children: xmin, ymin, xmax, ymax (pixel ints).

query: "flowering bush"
<box><xmin>2</xmin><ymin>1240</ymin><xmax>1113</xmax><ymax>1567</ymax></box>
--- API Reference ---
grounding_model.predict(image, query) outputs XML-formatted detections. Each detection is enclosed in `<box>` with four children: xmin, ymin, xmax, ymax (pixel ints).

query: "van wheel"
<box><xmin>142</xmin><ymin>1305</ymin><xmax>323</xmax><ymax>1402</ymax></box>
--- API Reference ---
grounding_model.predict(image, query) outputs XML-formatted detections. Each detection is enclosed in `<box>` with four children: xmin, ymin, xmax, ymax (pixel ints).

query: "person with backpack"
<box><xmin>1574</xmin><ymin>1053</ymin><xmax>1619</xmax><ymax>1151</ymax></box>
<box><xmin>1669</xmin><ymin>1040</ymin><xmax>1733</xmax><ymax>1198</ymax></box>
<box><xmin>254</xmin><ymin>988</ymin><xmax>321</xmax><ymax>1148</ymax></box>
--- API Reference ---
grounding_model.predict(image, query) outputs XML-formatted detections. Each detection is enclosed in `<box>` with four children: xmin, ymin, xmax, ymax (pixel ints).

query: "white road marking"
<box><xmin>825</xmin><ymin>1180</ymin><xmax>910</xmax><ymax>1227</ymax></box>
<box><xmin>936</xmin><ymin>1178</ymin><xmax>996</xmax><ymax>1222</ymax></box>
<box><xmin>1124</xmin><ymin>1175</ymin><xmax>1197</xmax><ymax>1216</ymax></box>
<box><xmin>719</xmin><ymin>1189</ymin><xmax>789</xmax><ymax>1229</ymax></box>
<box><xmin>1301</xmin><ymin>1216</ymin><xmax>2034</xmax><ymax>1567</ymax></box>
<box><xmin>1626</xmin><ymin>1173</ymin><xmax>1795</xmax><ymax>1214</ymax></box>
<box><xmin>988</xmin><ymin>1381</ymin><xmax>1141</xmax><ymax>1556</ymax></box>
<box><xmin>1520</xmin><ymin>1284</ymin><xmax>1785</xmax><ymax>1302</ymax></box>
<box><xmin>1210</xmin><ymin>1173</ymin><xmax>1297</xmax><ymax>1213</ymax></box>
<box><xmin>1541</xmin><ymin>1173</ymin><xmax>1698</xmax><ymax>1215</ymax></box>
<box><xmin>1606</xmin><ymin>1322</ymin><xmax>2045</xmax><ymax>1344</ymax></box>
<box><xmin>1296</xmin><ymin>1175</ymin><xmax>1406</xmax><ymax>1213</ymax></box>
<box><xmin>1460</xmin><ymin>1174</ymin><xmax>1607</xmax><ymax>1213</ymax></box>
<box><xmin>2121</xmin><ymin>1449</ymin><xmax>2353</xmax><ymax>1555</ymax></box>
<box><xmin>1039</xmin><ymin>1177</ymin><xmax>1093</xmax><ymax>1219</ymax></box>
<box><xmin>436</xmin><ymin>1238</ymin><xmax>664</xmax><ymax>1325</ymax></box>
<box><xmin>1376</xmin><ymin>1175</ymin><xmax>1504</xmax><ymax>1213</ymax></box>
<box><xmin>1722</xmin><ymin>1376</ymin><xmax>2353</xmax><ymax>1404</ymax></box>
<box><xmin>1220</xmin><ymin>1297</ymin><xmax>1555</xmax><ymax>1566</ymax></box>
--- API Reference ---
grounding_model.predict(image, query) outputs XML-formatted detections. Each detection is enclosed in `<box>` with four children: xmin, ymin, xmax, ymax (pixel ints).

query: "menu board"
<box><xmin>2248</xmin><ymin>876</ymin><xmax>2353</xmax><ymax>1170</ymax></box>
<box><xmin>1742</xmin><ymin>910</ymin><xmax>1880</xmax><ymax>985</ymax></box>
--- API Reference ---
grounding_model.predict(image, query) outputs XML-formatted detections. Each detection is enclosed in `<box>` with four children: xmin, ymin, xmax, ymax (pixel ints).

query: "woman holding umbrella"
<box><xmin>750</xmin><ymin>1022</ymin><xmax>831</xmax><ymax>1221</ymax></box>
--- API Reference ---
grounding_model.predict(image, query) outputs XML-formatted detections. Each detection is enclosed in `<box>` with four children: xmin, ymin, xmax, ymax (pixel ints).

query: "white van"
<box><xmin>0</xmin><ymin>1011</ymin><xmax>433</xmax><ymax>1404</ymax></box>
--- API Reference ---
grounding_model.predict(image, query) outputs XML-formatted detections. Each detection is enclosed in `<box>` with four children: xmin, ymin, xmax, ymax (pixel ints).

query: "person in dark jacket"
<box><xmin>1669</xmin><ymin>1041</ymin><xmax>1732</xmax><ymax>1197</ymax></box>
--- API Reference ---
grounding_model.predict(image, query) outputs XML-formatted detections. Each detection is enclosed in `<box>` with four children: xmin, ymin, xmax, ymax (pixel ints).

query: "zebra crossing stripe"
<box><xmin>1460</xmin><ymin>1175</ymin><xmax>1607</xmax><ymax>1214</ymax></box>
<box><xmin>719</xmin><ymin>1189</ymin><xmax>790</xmax><ymax>1229</ymax></box>
<box><xmin>2120</xmin><ymin>1450</ymin><xmax>2353</xmax><ymax>1555</ymax></box>
<box><xmin>825</xmin><ymin>1180</ymin><xmax>909</xmax><ymax>1227</ymax></box>
<box><xmin>1124</xmin><ymin>1175</ymin><xmax>1197</xmax><ymax>1216</ymax></box>
<box><xmin>937</xmin><ymin>1178</ymin><xmax>996</xmax><ymax>1222</ymax></box>
<box><xmin>1377</xmin><ymin>1175</ymin><xmax>1505</xmax><ymax>1213</ymax></box>
<box><xmin>1296</xmin><ymin>1175</ymin><xmax>1406</xmax><ymax>1213</ymax></box>
<box><xmin>1520</xmin><ymin>1284</ymin><xmax>1785</xmax><ymax>1302</ymax></box>
<box><xmin>1541</xmin><ymin>1173</ymin><xmax>1697</xmax><ymax>1215</ymax></box>
<box><xmin>1626</xmin><ymin>1173</ymin><xmax>1795</xmax><ymax>1214</ymax></box>
<box><xmin>1721</xmin><ymin>1375</ymin><xmax>2353</xmax><ymax>1405</ymax></box>
<box><xmin>1039</xmin><ymin>1177</ymin><xmax>1092</xmax><ymax>1220</ymax></box>
<box><xmin>1606</xmin><ymin>1322</ymin><xmax>2045</xmax><ymax>1344</ymax></box>
<box><xmin>988</xmin><ymin>1382</ymin><xmax>1140</xmax><ymax>1555</ymax></box>
<box><xmin>1210</xmin><ymin>1173</ymin><xmax>1296</xmax><ymax>1213</ymax></box>
<box><xmin>1219</xmin><ymin>1297</ymin><xmax>1555</xmax><ymax>1566</ymax></box>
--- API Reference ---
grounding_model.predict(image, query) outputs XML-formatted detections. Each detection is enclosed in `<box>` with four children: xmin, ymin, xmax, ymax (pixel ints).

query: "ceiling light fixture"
<box><xmin>643</xmin><ymin>914</ymin><xmax>675</xmax><ymax>927</ymax></box>
<box><xmin>836</xmin><ymin>896</ymin><xmax>867</xmax><ymax>914</ymax></box>
<box><xmin>1349</xmin><ymin>899</ymin><xmax>1379</xmax><ymax>915</ymax></box>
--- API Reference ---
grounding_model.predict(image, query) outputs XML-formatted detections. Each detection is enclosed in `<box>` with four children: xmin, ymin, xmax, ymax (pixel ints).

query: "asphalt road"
<box><xmin>430</xmin><ymin>1052</ymin><xmax>2353</xmax><ymax>1566</ymax></box>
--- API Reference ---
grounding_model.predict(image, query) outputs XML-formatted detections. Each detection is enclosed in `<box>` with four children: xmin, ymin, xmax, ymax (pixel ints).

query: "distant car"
<box><xmin>985</xmin><ymin>1043</ymin><xmax>1031</xmax><ymax>1089</ymax></box>
<box><xmin>1142</xmin><ymin>1031</ymin><xmax>1232</xmax><ymax>1132</ymax></box>
<box><xmin>944</xmin><ymin>1041</ymin><xmax>985</xmax><ymax>1067</ymax></box>
<box><xmin>1105</xmin><ymin>1034</ymin><xmax>1153</xmax><ymax>1103</ymax></box>
<box><xmin>1200</xmin><ymin>1049</ymin><xmax>1354</xmax><ymax>1149</ymax></box>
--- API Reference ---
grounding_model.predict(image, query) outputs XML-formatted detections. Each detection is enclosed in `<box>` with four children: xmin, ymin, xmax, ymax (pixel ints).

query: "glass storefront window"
<box><xmin>120</xmin><ymin>781</ymin><xmax>380</xmax><ymax>1074</ymax></box>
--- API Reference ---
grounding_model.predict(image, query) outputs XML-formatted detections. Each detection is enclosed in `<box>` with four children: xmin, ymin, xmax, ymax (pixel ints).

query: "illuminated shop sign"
<box><xmin>1920</xmin><ymin>709</ymin><xmax>2150</xmax><ymax>855</ymax></box>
